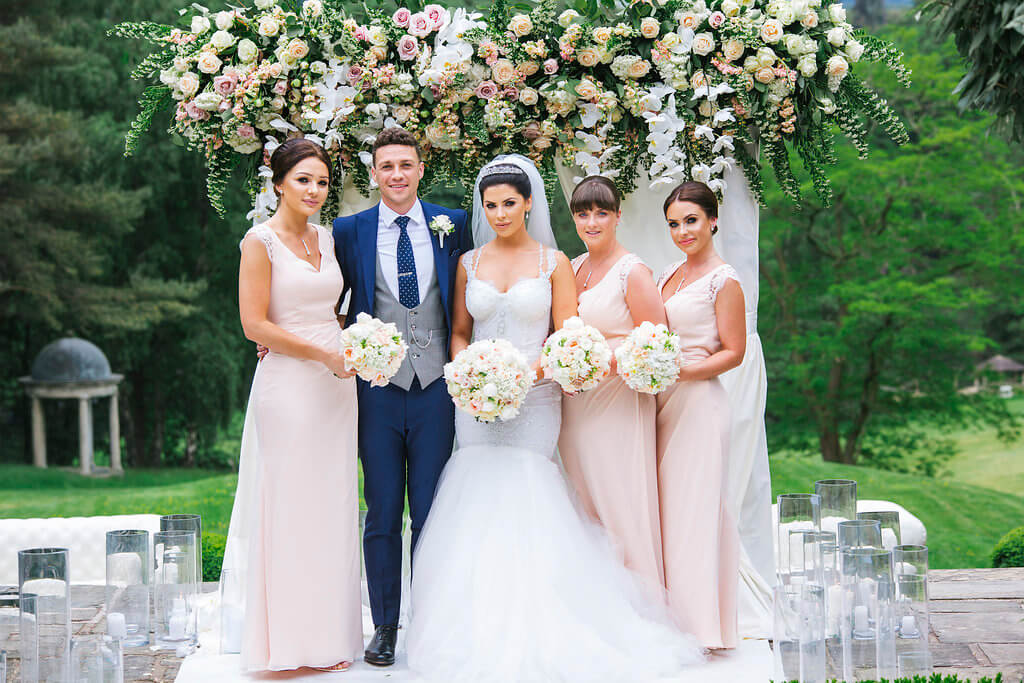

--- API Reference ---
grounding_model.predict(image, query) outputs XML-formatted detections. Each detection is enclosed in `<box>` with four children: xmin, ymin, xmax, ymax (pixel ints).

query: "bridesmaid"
<box><xmin>655</xmin><ymin>181</ymin><xmax>745</xmax><ymax>650</ymax></box>
<box><xmin>558</xmin><ymin>176</ymin><xmax>668</xmax><ymax>593</ymax></box>
<box><xmin>236</xmin><ymin>139</ymin><xmax>362</xmax><ymax>671</ymax></box>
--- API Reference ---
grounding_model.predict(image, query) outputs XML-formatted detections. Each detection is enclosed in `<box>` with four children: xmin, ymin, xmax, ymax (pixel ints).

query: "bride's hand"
<box><xmin>322</xmin><ymin>350</ymin><xmax>357</xmax><ymax>379</ymax></box>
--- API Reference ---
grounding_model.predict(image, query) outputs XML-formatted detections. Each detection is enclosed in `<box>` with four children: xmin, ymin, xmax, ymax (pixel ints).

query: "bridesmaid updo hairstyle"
<box><xmin>569</xmin><ymin>175</ymin><xmax>621</xmax><ymax>214</ymax></box>
<box><xmin>270</xmin><ymin>138</ymin><xmax>333</xmax><ymax>193</ymax></box>
<box><xmin>663</xmin><ymin>181</ymin><xmax>719</xmax><ymax>235</ymax></box>
<box><xmin>478</xmin><ymin>164</ymin><xmax>532</xmax><ymax>200</ymax></box>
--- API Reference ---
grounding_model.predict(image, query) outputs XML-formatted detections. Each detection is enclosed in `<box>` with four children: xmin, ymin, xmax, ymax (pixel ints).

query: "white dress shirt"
<box><xmin>377</xmin><ymin>199</ymin><xmax>435</xmax><ymax>303</ymax></box>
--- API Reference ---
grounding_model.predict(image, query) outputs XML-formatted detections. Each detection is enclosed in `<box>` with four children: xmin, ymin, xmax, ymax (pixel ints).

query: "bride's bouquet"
<box><xmin>338</xmin><ymin>313</ymin><xmax>408</xmax><ymax>387</ymax></box>
<box><xmin>540</xmin><ymin>317</ymin><xmax>612</xmax><ymax>393</ymax></box>
<box><xmin>445</xmin><ymin>339</ymin><xmax>532</xmax><ymax>422</ymax></box>
<box><xmin>614</xmin><ymin>321</ymin><xmax>682</xmax><ymax>395</ymax></box>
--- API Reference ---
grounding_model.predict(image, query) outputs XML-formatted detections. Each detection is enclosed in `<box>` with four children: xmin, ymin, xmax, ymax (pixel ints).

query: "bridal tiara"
<box><xmin>481</xmin><ymin>163</ymin><xmax>528</xmax><ymax>178</ymax></box>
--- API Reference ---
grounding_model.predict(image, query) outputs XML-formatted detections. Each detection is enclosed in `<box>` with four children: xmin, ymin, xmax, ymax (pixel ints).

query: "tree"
<box><xmin>759</xmin><ymin>18</ymin><xmax>1023</xmax><ymax>466</ymax></box>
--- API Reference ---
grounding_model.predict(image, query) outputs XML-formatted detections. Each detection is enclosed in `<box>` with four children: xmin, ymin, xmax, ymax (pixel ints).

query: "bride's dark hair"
<box><xmin>478</xmin><ymin>164</ymin><xmax>532</xmax><ymax>200</ymax></box>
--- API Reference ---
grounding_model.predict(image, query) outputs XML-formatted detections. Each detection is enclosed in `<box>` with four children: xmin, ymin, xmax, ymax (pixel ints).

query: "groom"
<box><xmin>333</xmin><ymin>127</ymin><xmax>471</xmax><ymax>666</ymax></box>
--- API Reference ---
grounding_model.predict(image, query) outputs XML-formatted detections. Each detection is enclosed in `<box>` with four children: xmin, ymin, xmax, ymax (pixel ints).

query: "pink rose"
<box><xmin>237</xmin><ymin>124</ymin><xmax>256</xmax><ymax>139</ymax></box>
<box><xmin>393</xmin><ymin>7</ymin><xmax>411</xmax><ymax>27</ymax></box>
<box><xmin>354</xmin><ymin>26</ymin><xmax>367</xmax><ymax>41</ymax></box>
<box><xmin>424</xmin><ymin>4</ymin><xmax>446</xmax><ymax>29</ymax></box>
<box><xmin>475</xmin><ymin>80</ymin><xmax>499</xmax><ymax>99</ymax></box>
<box><xmin>346</xmin><ymin>65</ymin><xmax>364</xmax><ymax>84</ymax></box>
<box><xmin>175</xmin><ymin>105</ymin><xmax>188</xmax><ymax>121</ymax></box>
<box><xmin>185</xmin><ymin>100</ymin><xmax>209</xmax><ymax>120</ymax></box>
<box><xmin>543</xmin><ymin>58</ymin><xmax>559</xmax><ymax>74</ymax></box>
<box><xmin>503</xmin><ymin>86</ymin><xmax>519</xmax><ymax>101</ymax></box>
<box><xmin>709</xmin><ymin>11</ymin><xmax>726</xmax><ymax>28</ymax></box>
<box><xmin>213</xmin><ymin>72</ymin><xmax>238</xmax><ymax>96</ymax></box>
<box><xmin>273</xmin><ymin>79</ymin><xmax>288</xmax><ymax>95</ymax></box>
<box><xmin>408</xmin><ymin>12</ymin><xmax>431</xmax><ymax>37</ymax></box>
<box><xmin>397</xmin><ymin>34</ymin><xmax>419</xmax><ymax>60</ymax></box>
<box><xmin>218</xmin><ymin>99</ymin><xmax>231</xmax><ymax>112</ymax></box>
<box><xmin>522</xmin><ymin>121</ymin><xmax>541</xmax><ymax>140</ymax></box>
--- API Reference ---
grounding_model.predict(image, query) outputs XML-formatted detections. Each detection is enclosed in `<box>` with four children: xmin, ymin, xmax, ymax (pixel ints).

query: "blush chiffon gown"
<box><xmin>559</xmin><ymin>253</ymin><xmax>665</xmax><ymax>593</ymax></box>
<box><xmin>655</xmin><ymin>261</ymin><xmax>742</xmax><ymax>650</ymax></box>
<box><xmin>237</xmin><ymin>224</ymin><xmax>363</xmax><ymax>671</ymax></box>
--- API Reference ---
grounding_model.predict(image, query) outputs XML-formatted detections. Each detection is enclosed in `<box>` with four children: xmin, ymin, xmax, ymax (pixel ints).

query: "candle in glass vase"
<box><xmin>900</xmin><ymin>615</ymin><xmax>919</xmax><ymax>638</ymax></box>
<box><xmin>854</xmin><ymin>605</ymin><xmax>870</xmax><ymax>634</ymax></box>
<box><xmin>107</xmin><ymin>611</ymin><xmax>127</xmax><ymax>640</ymax></box>
<box><xmin>169</xmin><ymin>599</ymin><xmax>187</xmax><ymax>641</ymax></box>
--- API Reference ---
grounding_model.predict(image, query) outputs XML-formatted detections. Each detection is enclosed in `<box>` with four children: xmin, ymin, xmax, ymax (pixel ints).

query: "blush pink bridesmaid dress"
<box><xmin>559</xmin><ymin>253</ymin><xmax>665</xmax><ymax>593</ymax></box>
<box><xmin>239</xmin><ymin>224</ymin><xmax>363</xmax><ymax>671</ymax></box>
<box><xmin>655</xmin><ymin>261</ymin><xmax>741</xmax><ymax>650</ymax></box>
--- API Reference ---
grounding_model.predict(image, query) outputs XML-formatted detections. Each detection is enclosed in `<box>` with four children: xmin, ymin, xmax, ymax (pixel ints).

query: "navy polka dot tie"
<box><xmin>395</xmin><ymin>215</ymin><xmax>419</xmax><ymax>309</ymax></box>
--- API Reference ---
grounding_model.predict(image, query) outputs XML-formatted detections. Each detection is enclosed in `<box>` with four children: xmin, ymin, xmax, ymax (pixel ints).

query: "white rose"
<box><xmin>690</xmin><ymin>70</ymin><xmax>708</xmax><ymax>91</ymax></box>
<box><xmin>721</xmin><ymin>0</ymin><xmax>740</xmax><ymax>16</ymax></box>
<box><xmin>491</xmin><ymin>59</ymin><xmax>516</xmax><ymax>84</ymax></box>
<box><xmin>827</xmin><ymin>3</ymin><xmax>846</xmax><ymax>22</ymax></box>
<box><xmin>257</xmin><ymin>15</ymin><xmax>279</xmax><ymax>37</ymax></box>
<box><xmin>194</xmin><ymin>91</ymin><xmax>222</xmax><ymax>111</ymax></box>
<box><xmin>827</xmin><ymin>26</ymin><xmax>846</xmax><ymax>47</ymax></box>
<box><xmin>757</xmin><ymin>46</ymin><xmax>777</xmax><ymax>66</ymax></box>
<box><xmin>640</xmin><ymin>18</ymin><xmax>660</xmax><ymax>39</ymax></box>
<box><xmin>214</xmin><ymin>11</ymin><xmax>234</xmax><ymax>30</ymax></box>
<box><xmin>819</xmin><ymin>96</ymin><xmax>836</xmax><ymax>114</ymax></box>
<box><xmin>159</xmin><ymin>68</ymin><xmax>178</xmax><ymax>86</ymax></box>
<box><xmin>723</xmin><ymin>38</ymin><xmax>745</xmax><ymax>61</ymax></box>
<box><xmin>760</xmin><ymin>18</ymin><xmax>783</xmax><ymax>43</ymax></box>
<box><xmin>797</xmin><ymin>54</ymin><xmax>817</xmax><ymax>77</ymax></box>
<box><xmin>776</xmin><ymin>5</ymin><xmax>796</xmax><ymax>24</ymax></box>
<box><xmin>558</xmin><ymin>10</ymin><xmax>580</xmax><ymax>27</ymax></box>
<box><xmin>302</xmin><ymin>0</ymin><xmax>323</xmax><ymax>18</ymax></box>
<box><xmin>178</xmin><ymin>72</ymin><xmax>200</xmax><ymax>97</ymax></box>
<box><xmin>801</xmin><ymin>10</ymin><xmax>819</xmax><ymax>28</ymax></box>
<box><xmin>255</xmin><ymin>0</ymin><xmax>275</xmax><ymax>8</ymax></box>
<box><xmin>519</xmin><ymin>87</ymin><xmax>539</xmax><ymax>105</ymax></box>
<box><xmin>593</xmin><ymin>26</ymin><xmax>613</xmax><ymax>44</ymax></box>
<box><xmin>237</xmin><ymin>38</ymin><xmax>258</xmax><ymax>63</ymax></box>
<box><xmin>783</xmin><ymin>33</ymin><xmax>803</xmax><ymax>55</ymax></box>
<box><xmin>844</xmin><ymin>39</ymin><xmax>864</xmax><ymax>62</ymax></box>
<box><xmin>191</xmin><ymin>15</ymin><xmax>211</xmax><ymax>34</ymax></box>
<box><xmin>211</xmin><ymin>30</ymin><xmax>235</xmax><ymax>50</ymax></box>
<box><xmin>577</xmin><ymin>48</ymin><xmax>601</xmax><ymax>68</ymax></box>
<box><xmin>575</xmin><ymin>79</ymin><xmax>599</xmax><ymax>100</ymax></box>
<box><xmin>627</xmin><ymin>59</ymin><xmax>651</xmax><ymax>78</ymax></box>
<box><xmin>791</xmin><ymin>0</ymin><xmax>810</xmax><ymax>16</ymax></box>
<box><xmin>508</xmin><ymin>14</ymin><xmax>533</xmax><ymax>37</ymax></box>
<box><xmin>691</xmin><ymin>32</ymin><xmax>715</xmax><ymax>56</ymax></box>
<box><xmin>801</xmin><ymin>35</ymin><xmax>818</xmax><ymax>54</ymax></box>
<box><xmin>755</xmin><ymin>66</ymin><xmax>775</xmax><ymax>83</ymax></box>
<box><xmin>196</xmin><ymin>52</ymin><xmax>223</xmax><ymax>74</ymax></box>
<box><xmin>826</xmin><ymin>54</ymin><xmax>848</xmax><ymax>78</ymax></box>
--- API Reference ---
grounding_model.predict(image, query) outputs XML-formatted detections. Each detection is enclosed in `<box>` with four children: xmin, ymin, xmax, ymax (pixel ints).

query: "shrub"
<box><xmin>992</xmin><ymin>526</ymin><xmax>1024</xmax><ymax>568</ymax></box>
<box><xmin>202</xmin><ymin>531</ymin><xmax>227</xmax><ymax>583</ymax></box>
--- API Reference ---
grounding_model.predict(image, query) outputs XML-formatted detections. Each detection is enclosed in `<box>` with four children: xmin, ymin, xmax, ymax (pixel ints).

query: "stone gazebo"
<box><xmin>19</xmin><ymin>338</ymin><xmax>124</xmax><ymax>475</ymax></box>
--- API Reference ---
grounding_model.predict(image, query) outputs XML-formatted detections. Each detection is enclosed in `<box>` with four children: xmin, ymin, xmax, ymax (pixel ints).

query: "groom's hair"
<box><xmin>371</xmin><ymin>127</ymin><xmax>421</xmax><ymax>164</ymax></box>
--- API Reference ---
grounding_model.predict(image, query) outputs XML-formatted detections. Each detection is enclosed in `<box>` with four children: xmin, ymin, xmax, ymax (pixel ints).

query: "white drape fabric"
<box><xmin>557</xmin><ymin>159</ymin><xmax>774</xmax><ymax>638</ymax></box>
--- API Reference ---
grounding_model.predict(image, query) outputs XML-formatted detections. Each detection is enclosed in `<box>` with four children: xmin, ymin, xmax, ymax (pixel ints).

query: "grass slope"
<box><xmin>944</xmin><ymin>396</ymin><xmax>1024</xmax><ymax>495</ymax></box>
<box><xmin>771</xmin><ymin>456</ymin><xmax>1024</xmax><ymax>569</ymax></box>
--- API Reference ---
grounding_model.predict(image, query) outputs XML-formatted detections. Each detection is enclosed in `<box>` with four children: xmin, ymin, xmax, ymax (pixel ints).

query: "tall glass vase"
<box><xmin>858</xmin><ymin>511</ymin><xmax>901</xmax><ymax>550</ymax></box>
<box><xmin>105</xmin><ymin>530</ymin><xmax>150</xmax><ymax>647</ymax></box>
<box><xmin>153</xmin><ymin>531</ymin><xmax>198</xmax><ymax>652</ymax></box>
<box><xmin>837</xmin><ymin>519</ymin><xmax>882</xmax><ymax>552</ymax></box>
<box><xmin>159</xmin><ymin>515</ymin><xmax>202</xmax><ymax>646</ymax></box>
<box><xmin>894</xmin><ymin>545</ymin><xmax>931</xmax><ymax>673</ymax></box>
<box><xmin>1</xmin><ymin>591</ymin><xmax>20</xmax><ymax>683</ymax></box>
<box><xmin>17</xmin><ymin>593</ymin><xmax>39</xmax><ymax>683</ymax></box>
<box><xmin>839</xmin><ymin>548</ymin><xmax>895</xmax><ymax>681</ymax></box>
<box><xmin>18</xmin><ymin>548</ymin><xmax>70</xmax><ymax>683</ymax></box>
<box><xmin>776</xmin><ymin>493</ymin><xmax>821</xmax><ymax>585</ymax></box>
<box><xmin>71</xmin><ymin>635</ymin><xmax>123</xmax><ymax>683</ymax></box>
<box><xmin>773</xmin><ymin>584</ymin><xmax>827</xmax><ymax>683</ymax></box>
<box><xmin>218</xmin><ymin>568</ymin><xmax>243</xmax><ymax>655</ymax></box>
<box><xmin>814</xmin><ymin>479</ymin><xmax>857</xmax><ymax>537</ymax></box>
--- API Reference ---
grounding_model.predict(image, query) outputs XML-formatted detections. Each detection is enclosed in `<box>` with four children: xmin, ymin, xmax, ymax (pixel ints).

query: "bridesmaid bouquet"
<box><xmin>614</xmin><ymin>322</ymin><xmax>682</xmax><ymax>395</ymax></box>
<box><xmin>540</xmin><ymin>317</ymin><xmax>612</xmax><ymax>393</ymax></box>
<box><xmin>444</xmin><ymin>339</ymin><xmax>532</xmax><ymax>423</ymax></box>
<box><xmin>338</xmin><ymin>313</ymin><xmax>408</xmax><ymax>387</ymax></box>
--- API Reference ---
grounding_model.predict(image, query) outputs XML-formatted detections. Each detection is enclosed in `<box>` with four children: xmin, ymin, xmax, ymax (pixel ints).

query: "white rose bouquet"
<box><xmin>338</xmin><ymin>313</ymin><xmax>408</xmax><ymax>387</ymax></box>
<box><xmin>540</xmin><ymin>317</ymin><xmax>612</xmax><ymax>393</ymax></box>
<box><xmin>614</xmin><ymin>321</ymin><xmax>682</xmax><ymax>394</ymax></box>
<box><xmin>444</xmin><ymin>339</ymin><xmax>532</xmax><ymax>422</ymax></box>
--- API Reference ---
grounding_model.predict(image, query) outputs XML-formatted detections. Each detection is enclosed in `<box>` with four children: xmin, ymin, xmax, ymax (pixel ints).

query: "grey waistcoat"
<box><xmin>373</xmin><ymin>248</ymin><xmax>448</xmax><ymax>391</ymax></box>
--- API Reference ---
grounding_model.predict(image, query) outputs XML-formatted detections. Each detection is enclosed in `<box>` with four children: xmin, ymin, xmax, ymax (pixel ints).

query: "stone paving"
<box><xmin>3</xmin><ymin>570</ymin><xmax>1024</xmax><ymax>681</ymax></box>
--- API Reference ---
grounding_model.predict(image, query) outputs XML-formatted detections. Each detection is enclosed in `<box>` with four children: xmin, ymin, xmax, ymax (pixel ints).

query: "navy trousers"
<box><xmin>356</xmin><ymin>375</ymin><xmax>455</xmax><ymax>627</ymax></box>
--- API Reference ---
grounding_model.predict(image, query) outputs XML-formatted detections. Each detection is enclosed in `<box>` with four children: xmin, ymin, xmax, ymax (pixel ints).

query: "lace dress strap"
<box><xmin>241</xmin><ymin>224</ymin><xmax>275</xmax><ymax>261</ymax></box>
<box><xmin>540</xmin><ymin>247</ymin><xmax>559</xmax><ymax>279</ymax></box>
<box><xmin>617</xmin><ymin>254</ymin><xmax>649</xmax><ymax>296</ymax></box>
<box><xmin>461</xmin><ymin>248</ymin><xmax>480</xmax><ymax>279</ymax></box>
<box><xmin>707</xmin><ymin>264</ymin><xmax>741</xmax><ymax>301</ymax></box>
<box><xmin>570</xmin><ymin>253</ymin><xmax>587</xmax><ymax>275</ymax></box>
<box><xmin>657</xmin><ymin>259</ymin><xmax>684</xmax><ymax>291</ymax></box>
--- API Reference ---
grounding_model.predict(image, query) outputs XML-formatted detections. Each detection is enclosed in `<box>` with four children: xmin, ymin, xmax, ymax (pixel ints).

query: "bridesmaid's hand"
<box><xmin>531</xmin><ymin>359</ymin><xmax>544</xmax><ymax>385</ymax></box>
<box><xmin>256</xmin><ymin>343</ymin><xmax>269</xmax><ymax>361</ymax></box>
<box><xmin>322</xmin><ymin>351</ymin><xmax>358</xmax><ymax>379</ymax></box>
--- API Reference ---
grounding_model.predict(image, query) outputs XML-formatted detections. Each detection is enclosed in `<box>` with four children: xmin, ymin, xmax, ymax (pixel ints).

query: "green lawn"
<box><xmin>770</xmin><ymin>455</ymin><xmax>1024</xmax><ymax>569</ymax></box>
<box><xmin>944</xmin><ymin>395</ymin><xmax>1024</xmax><ymax>495</ymax></box>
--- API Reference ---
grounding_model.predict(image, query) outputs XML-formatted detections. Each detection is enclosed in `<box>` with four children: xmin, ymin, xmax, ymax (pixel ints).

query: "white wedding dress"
<box><xmin>405</xmin><ymin>245</ymin><xmax>705</xmax><ymax>683</ymax></box>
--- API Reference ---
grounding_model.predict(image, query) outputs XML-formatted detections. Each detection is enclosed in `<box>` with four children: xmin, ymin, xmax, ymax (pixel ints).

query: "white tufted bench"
<box><xmin>0</xmin><ymin>515</ymin><xmax>162</xmax><ymax>586</ymax></box>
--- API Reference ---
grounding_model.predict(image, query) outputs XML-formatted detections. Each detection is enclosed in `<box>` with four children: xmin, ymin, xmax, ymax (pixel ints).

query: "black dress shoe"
<box><xmin>364</xmin><ymin>624</ymin><xmax>398</xmax><ymax>666</ymax></box>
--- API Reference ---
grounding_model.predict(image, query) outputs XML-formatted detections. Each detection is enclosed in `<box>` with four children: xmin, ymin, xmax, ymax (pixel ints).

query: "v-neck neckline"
<box><xmin>660</xmin><ymin>262</ymin><xmax>723</xmax><ymax>303</ymax></box>
<box><xmin>577</xmin><ymin>253</ymin><xmax>629</xmax><ymax>298</ymax></box>
<box><xmin>269</xmin><ymin>224</ymin><xmax>323</xmax><ymax>273</ymax></box>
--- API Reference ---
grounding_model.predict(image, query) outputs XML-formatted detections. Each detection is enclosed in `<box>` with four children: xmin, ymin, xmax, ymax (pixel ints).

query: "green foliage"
<box><xmin>991</xmin><ymin>526</ymin><xmax>1024</xmax><ymax>569</ymax></box>
<box><xmin>202</xmin><ymin>531</ymin><xmax>228</xmax><ymax>582</ymax></box>
<box><xmin>760</xmin><ymin>18</ymin><xmax>1023</xmax><ymax>466</ymax></box>
<box><xmin>922</xmin><ymin>0</ymin><xmax>1024</xmax><ymax>142</ymax></box>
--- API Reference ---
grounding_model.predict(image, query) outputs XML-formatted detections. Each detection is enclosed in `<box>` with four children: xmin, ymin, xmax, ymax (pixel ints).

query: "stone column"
<box><xmin>31</xmin><ymin>394</ymin><xmax>47</xmax><ymax>468</ymax></box>
<box><xmin>79</xmin><ymin>396</ymin><xmax>93</xmax><ymax>476</ymax></box>
<box><xmin>109</xmin><ymin>394</ymin><xmax>123</xmax><ymax>473</ymax></box>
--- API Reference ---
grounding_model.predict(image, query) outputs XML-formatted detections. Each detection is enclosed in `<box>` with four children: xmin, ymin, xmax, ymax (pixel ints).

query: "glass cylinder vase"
<box><xmin>777</xmin><ymin>493</ymin><xmax>821</xmax><ymax>585</ymax></box>
<box><xmin>71</xmin><ymin>635</ymin><xmax>124</xmax><ymax>683</ymax></box>
<box><xmin>105</xmin><ymin>530</ymin><xmax>150</xmax><ymax>647</ymax></box>
<box><xmin>858</xmin><ymin>511</ymin><xmax>901</xmax><ymax>550</ymax></box>
<box><xmin>838</xmin><ymin>519</ymin><xmax>882</xmax><ymax>552</ymax></box>
<box><xmin>773</xmin><ymin>584</ymin><xmax>827</xmax><ymax>683</ymax></box>
<box><xmin>1</xmin><ymin>591</ymin><xmax>19</xmax><ymax>683</ymax></box>
<box><xmin>814</xmin><ymin>479</ymin><xmax>857</xmax><ymax>537</ymax></box>
<box><xmin>219</xmin><ymin>568</ymin><xmax>244</xmax><ymax>655</ymax></box>
<box><xmin>839</xmin><ymin>548</ymin><xmax>895</xmax><ymax>681</ymax></box>
<box><xmin>18</xmin><ymin>593</ymin><xmax>39</xmax><ymax>683</ymax></box>
<box><xmin>894</xmin><ymin>544</ymin><xmax>930</xmax><ymax>665</ymax></box>
<box><xmin>18</xmin><ymin>548</ymin><xmax>70</xmax><ymax>683</ymax></box>
<box><xmin>153</xmin><ymin>531</ymin><xmax>198</xmax><ymax>651</ymax></box>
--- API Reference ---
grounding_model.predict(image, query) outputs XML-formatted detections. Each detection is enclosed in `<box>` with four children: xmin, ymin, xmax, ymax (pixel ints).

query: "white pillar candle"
<box><xmin>900</xmin><ymin>615</ymin><xmax>919</xmax><ymax>638</ymax></box>
<box><xmin>221</xmin><ymin>605</ymin><xmax>244</xmax><ymax>654</ymax></box>
<box><xmin>827</xmin><ymin>584</ymin><xmax>843</xmax><ymax>634</ymax></box>
<box><xmin>854</xmin><ymin>605</ymin><xmax>870</xmax><ymax>633</ymax></box>
<box><xmin>169</xmin><ymin>599</ymin><xmax>187</xmax><ymax>640</ymax></box>
<box><xmin>107</xmin><ymin>611</ymin><xmax>127</xmax><ymax>640</ymax></box>
<box><xmin>107</xmin><ymin>552</ymin><xmax>143</xmax><ymax>586</ymax></box>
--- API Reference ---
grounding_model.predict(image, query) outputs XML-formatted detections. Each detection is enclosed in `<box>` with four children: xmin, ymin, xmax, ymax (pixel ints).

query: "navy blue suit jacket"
<box><xmin>333</xmin><ymin>200</ymin><xmax>472</xmax><ymax>334</ymax></box>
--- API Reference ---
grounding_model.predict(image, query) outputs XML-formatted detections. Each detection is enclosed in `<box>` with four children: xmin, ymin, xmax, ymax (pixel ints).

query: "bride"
<box><xmin>405</xmin><ymin>155</ymin><xmax>704</xmax><ymax>682</ymax></box>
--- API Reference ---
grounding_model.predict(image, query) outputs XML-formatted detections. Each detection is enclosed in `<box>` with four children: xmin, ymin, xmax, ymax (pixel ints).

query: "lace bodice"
<box><xmin>462</xmin><ymin>245</ymin><xmax>558</xmax><ymax>365</ymax></box>
<box><xmin>658</xmin><ymin>261</ymin><xmax>741</xmax><ymax>364</ymax></box>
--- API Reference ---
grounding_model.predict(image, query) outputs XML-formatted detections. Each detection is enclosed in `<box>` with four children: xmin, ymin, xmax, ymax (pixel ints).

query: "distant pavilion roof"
<box><xmin>27</xmin><ymin>338</ymin><xmax>115</xmax><ymax>384</ymax></box>
<box><xmin>976</xmin><ymin>354</ymin><xmax>1024</xmax><ymax>373</ymax></box>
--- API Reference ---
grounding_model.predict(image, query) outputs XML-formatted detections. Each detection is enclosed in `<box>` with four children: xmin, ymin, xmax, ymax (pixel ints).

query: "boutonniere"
<box><xmin>429</xmin><ymin>215</ymin><xmax>455</xmax><ymax>248</ymax></box>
